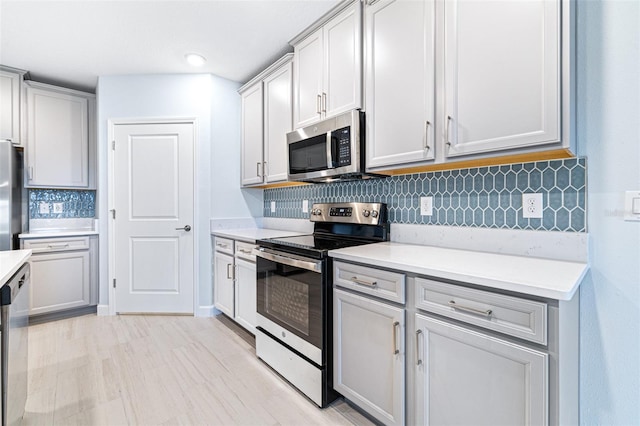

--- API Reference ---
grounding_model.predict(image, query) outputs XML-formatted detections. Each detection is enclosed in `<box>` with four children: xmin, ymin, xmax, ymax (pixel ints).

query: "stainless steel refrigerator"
<box><xmin>0</xmin><ymin>140</ymin><xmax>24</xmax><ymax>250</ymax></box>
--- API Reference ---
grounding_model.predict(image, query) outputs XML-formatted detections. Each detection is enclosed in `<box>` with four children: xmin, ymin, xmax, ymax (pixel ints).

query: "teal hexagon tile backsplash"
<box><xmin>264</xmin><ymin>157</ymin><xmax>587</xmax><ymax>232</ymax></box>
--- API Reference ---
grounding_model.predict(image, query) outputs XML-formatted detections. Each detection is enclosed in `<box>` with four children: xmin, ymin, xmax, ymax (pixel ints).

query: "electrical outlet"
<box><xmin>302</xmin><ymin>200</ymin><xmax>309</xmax><ymax>213</ymax></box>
<box><xmin>53</xmin><ymin>202</ymin><xmax>64</xmax><ymax>214</ymax></box>
<box><xmin>420</xmin><ymin>196</ymin><xmax>433</xmax><ymax>216</ymax></box>
<box><xmin>270</xmin><ymin>201</ymin><xmax>276</xmax><ymax>213</ymax></box>
<box><xmin>522</xmin><ymin>193</ymin><xmax>543</xmax><ymax>219</ymax></box>
<box><xmin>39</xmin><ymin>202</ymin><xmax>50</xmax><ymax>214</ymax></box>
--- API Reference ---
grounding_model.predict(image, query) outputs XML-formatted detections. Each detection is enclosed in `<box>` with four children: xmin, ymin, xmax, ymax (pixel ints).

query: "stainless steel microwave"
<box><xmin>287</xmin><ymin>110</ymin><xmax>380</xmax><ymax>183</ymax></box>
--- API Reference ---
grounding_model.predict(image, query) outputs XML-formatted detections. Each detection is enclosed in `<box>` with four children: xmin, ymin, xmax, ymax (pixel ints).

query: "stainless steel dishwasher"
<box><xmin>1</xmin><ymin>262</ymin><xmax>30</xmax><ymax>426</ymax></box>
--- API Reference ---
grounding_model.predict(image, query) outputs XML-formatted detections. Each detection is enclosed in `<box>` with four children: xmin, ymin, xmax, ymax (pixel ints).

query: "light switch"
<box><xmin>270</xmin><ymin>201</ymin><xmax>276</xmax><ymax>213</ymax></box>
<box><xmin>302</xmin><ymin>200</ymin><xmax>309</xmax><ymax>213</ymax></box>
<box><xmin>624</xmin><ymin>191</ymin><xmax>640</xmax><ymax>222</ymax></box>
<box><xmin>53</xmin><ymin>202</ymin><xmax>64</xmax><ymax>214</ymax></box>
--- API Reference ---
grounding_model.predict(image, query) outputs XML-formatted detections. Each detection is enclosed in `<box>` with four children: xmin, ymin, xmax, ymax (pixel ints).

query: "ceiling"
<box><xmin>0</xmin><ymin>0</ymin><xmax>340</xmax><ymax>92</ymax></box>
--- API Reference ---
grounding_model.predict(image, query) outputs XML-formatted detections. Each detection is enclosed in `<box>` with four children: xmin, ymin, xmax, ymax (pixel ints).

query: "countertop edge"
<box><xmin>211</xmin><ymin>228</ymin><xmax>308</xmax><ymax>243</ymax></box>
<box><xmin>19</xmin><ymin>230</ymin><xmax>99</xmax><ymax>239</ymax></box>
<box><xmin>1</xmin><ymin>249</ymin><xmax>32</xmax><ymax>286</ymax></box>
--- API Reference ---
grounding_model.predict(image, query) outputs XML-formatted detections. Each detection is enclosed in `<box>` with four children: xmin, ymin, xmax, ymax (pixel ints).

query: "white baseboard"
<box><xmin>196</xmin><ymin>305</ymin><xmax>216</xmax><ymax>317</ymax></box>
<box><xmin>97</xmin><ymin>304</ymin><xmax>111</xmax><ymax>316</ymax></box>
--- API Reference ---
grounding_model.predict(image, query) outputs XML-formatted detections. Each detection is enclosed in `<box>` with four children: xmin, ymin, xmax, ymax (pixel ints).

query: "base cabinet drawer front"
<box><xmin>415</xmin><ymin>277</ymin><xmax>548</xmax><ymax>345</ymax></box>
<box><xmin>415</xmin><ymin>313</ymin><xmax>548</xmax><ymax>426</ymax></box>
<box><xmin>234</xmin><ymin>257</ymin><xmax>256</xmax><ymax>333</ymax></box>
<box><xmin>23</xmin><ymin>236</ymin><xmax>90</xmax><ymax>253</ymax></box>
<box><xmin>235</xmin><ymin>241</ymin><xmax>257</xmax><ymax>262</ymax></box>
<box><xmin>213</xmin><ymin>237</ymin><xmax>234</xmax><ymax>255</ymax></box>
<box><xmin>334</xmin><ymin>261</ymin><xmax>405</xmax><ymax>304</ymax></box>
<box><xmin>213</xmin><ymin>251</ymin><xmax>234</xmax><ymax>317</ymax></box>
<box><xmin>333</xmin><ymin>288</ymin><xmax>405</xmax><ymax>426</ymax></box>
<box><xmin>29</xmin><ymin>251</ymin><xmax>91</xmax><ymax>315</ymax></box>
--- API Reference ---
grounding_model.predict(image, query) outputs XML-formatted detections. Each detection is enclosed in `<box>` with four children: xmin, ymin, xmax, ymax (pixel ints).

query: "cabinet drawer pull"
<box><xmin>416</xmin><ymin>329</ymin><xmax>423</xmax><ymax>366</ymax></box>
<box><xmin>350</xmin><ymin>276</ymin><xmax>377</xmax><ymax>287</ymax></box>
<box><xmin>216</xmin><ymin>243</ymin><xmax>228</xmax><ymax>249</ymax></box>
<box><xmin>392</xmin><ymin>321</ymin><xmax>400</xmax><ymax>355</ymax></box>
<box><xmin>47</xmin><ymin>243</ymin><xmax>69</xmax><ymax>249</ymax></box>
<box><xmin>238</xmin><ymin>249</ymin><xmax>252</xmax><ymax>254</ymax></box>
<box><xmin>448</xmin><ymin>300</ymin><xmax>492</xmax><ymax>317</ymax></box>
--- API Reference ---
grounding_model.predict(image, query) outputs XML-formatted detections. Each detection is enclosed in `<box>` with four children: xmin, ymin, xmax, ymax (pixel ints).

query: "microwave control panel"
<box><xmin>333</xmin><ymin>127</ymin><xmax>352</xmax><ymax>167</ymax></box>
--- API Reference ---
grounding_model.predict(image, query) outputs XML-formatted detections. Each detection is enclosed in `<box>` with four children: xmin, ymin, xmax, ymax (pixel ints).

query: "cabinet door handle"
<box><xmin>448</xmin><ymin>300</ymin><xmax>493</xmax><ymax>317</ymax></box>
<box><xmin>263</xmin><ymin>161</ymin><xmax>268</xmax><ymax>178</ymax></box>
<box><xmin>256</xmin><ymin>162</ymin><xmax>262</xmax><ymax>177</ymax></box>
<box><xmin>445</xmin><ymin>116</ymin><xmax>452</xmax><ymax>147</ymax></box>
<box><xmin>28</xmin><ymin>166</ymin><xmax>33</xmax><ymax>180</ymax></box>
<box><xmin>350</xmin><ymin>276</ymin><xmax>377</xmax><ymax>287</ymax></box>
<box><xmin>227</xmin><ymin>263</ymin><xmax>235</xmax><ymax>280</ymax></box>
<box><xmin>416</xmin><ymin>329</ymin><xmax>423</xmax><ymax>366</ymax></box>
<box><xmin>392</xmin><ymin>321</ymin><xmax>400</xmax><ymax>355</ymax></box>
<box><xmin>317</xmin><ymin>94</ymin><xmax>322</xmax><ymax>115</ymax></box>
<box><xmin>321</xmin><ymin>92</ymin><xmax>327</xmax><ymax>113</ymax></box>
<box><xmin>425</xmin><ymin>120</ymin><xmax>431</xmax><ymax>151</ymax></box>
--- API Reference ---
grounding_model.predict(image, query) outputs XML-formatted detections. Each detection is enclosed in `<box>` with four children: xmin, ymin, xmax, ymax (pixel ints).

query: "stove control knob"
<box><xmin>313</xmin><ymin>208</ymin><xmax>322</xmax><ymax>216</ymax></box>
<box><xmin>371</xmin><ymin>210</ymin><xmax>379</xmax><ymax>218</ymax></box>
<box><xmin>362</xmin><ymin>209</ymin><xmax>371</xmax><ymax>217</ymax></box>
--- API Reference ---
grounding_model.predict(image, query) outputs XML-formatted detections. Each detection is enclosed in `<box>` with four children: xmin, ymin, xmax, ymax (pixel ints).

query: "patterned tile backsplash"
<box><xmin>264</xmin><ymin>158</ymin><xmax>587</xmax><ymax>232</ymax></box>
<box><xmin>29</xmin><ymin>189</ymin><xmax>96</xmax><ymax>219</ymax></box>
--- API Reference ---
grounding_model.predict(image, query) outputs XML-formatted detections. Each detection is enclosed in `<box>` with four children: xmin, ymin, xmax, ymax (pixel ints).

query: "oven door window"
<box><xmin>257</xmin><ymin>256</ymin><xmax>323</xmax><ymax>349</ymax></box>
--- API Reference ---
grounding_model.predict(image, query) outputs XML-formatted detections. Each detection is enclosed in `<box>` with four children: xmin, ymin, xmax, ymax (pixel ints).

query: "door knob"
<box><xmin>176</xmin><ymin>225</ymin><xmax>192</xmax><ymax>232</ymax></box>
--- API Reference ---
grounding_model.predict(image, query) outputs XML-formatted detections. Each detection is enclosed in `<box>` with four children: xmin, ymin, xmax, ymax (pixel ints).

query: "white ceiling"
<box><xmin>0</xmin><ymin>0</ymin><xmax>340</xmax><ymax>92</ymax></box>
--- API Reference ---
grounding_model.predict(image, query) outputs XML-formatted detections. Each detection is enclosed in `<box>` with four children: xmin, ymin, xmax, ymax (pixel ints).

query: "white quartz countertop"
<box><xmin>0</xmin><ymin>250</ymin><xmax>32</xmax><ymax>286</ymax></box>
<box><xmin>329</xmin><ymin>242</ymin><xmax>588</xmax><ymax>300</ymax></box>
<box><xmin>211</xmin><ymin>228</ymin><xmax>308</xmax><ymax>243</ymax></box>
<box><xmin>19</xmin><ymin>230</ymin><xmax>99</xmax><ymax>239</ymax></box>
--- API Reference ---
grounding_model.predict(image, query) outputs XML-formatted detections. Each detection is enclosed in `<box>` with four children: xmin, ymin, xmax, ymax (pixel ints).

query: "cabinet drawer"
<box><xmin>415</xmin><ymin>278</ymin><xmax>547</xmax><ymax>345</ymax></box>
<box><xmin>235</xmin><ymin>241</ymin><xmax>257</xmax><ymax>262</ymax></box>
<box><xmin>23</xmin><ymin>236</ymin><xmax>90</xmax><ymax>253</ymax></box>
<box><xmin>334</xmin><ymin>261</ymin><xmax>405</xmax><ymax>304</ymax></box>
<box><xmin>213</xmin><ymin>237</ymin><xmax>234</xmax><ymax>255</ymax></box>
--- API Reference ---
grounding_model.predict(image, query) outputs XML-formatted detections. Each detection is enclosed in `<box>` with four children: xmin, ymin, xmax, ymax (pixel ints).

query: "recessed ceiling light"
<box><xmin>185</xmin><ymin>53</ymin><xmax>206</xmax><ymax>67</ymax></box>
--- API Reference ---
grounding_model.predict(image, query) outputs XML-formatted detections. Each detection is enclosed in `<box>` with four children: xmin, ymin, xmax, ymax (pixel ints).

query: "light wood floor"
<box><xmin>23</xmin><ymin>314</ymin><xmax>374</xmax><ymax>426</ymax></box>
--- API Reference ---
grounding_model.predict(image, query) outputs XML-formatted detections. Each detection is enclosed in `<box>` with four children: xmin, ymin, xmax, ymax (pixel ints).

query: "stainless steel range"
<box><xmin>254</xmin><ymin>202</ymin><xmax>389</xmax><ymax>407</ymax></box>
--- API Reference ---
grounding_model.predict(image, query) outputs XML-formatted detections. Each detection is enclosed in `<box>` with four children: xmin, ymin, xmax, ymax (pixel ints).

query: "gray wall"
<box><xmin>577</xmin><ymin>1</ymin><xmax>640</xmax><ymax>423</ymax></box>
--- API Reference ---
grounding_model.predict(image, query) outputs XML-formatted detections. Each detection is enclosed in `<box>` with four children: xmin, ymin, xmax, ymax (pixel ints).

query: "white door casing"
<box><xmin>111</xmin><ymin>121</ymin><xmax>195</xmax><ymax>314</ymax></box>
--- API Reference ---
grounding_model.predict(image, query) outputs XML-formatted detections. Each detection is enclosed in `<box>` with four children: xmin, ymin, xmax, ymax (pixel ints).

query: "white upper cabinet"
<box><xmin>240</xmin><ymin>54</ymin><xmax>293</xmax><ymax>187</ymax></box>
<box><xmin>0</xmin><ymin>67</ymin><xmax>26</xmax><ymax>145</ymax></box>
<box><xmin>365</xmin><ymin>0</ymin><xmax>435</xmax><ymax>169</ymax></box>
<box><xmin>240</xmin><ymin>82</ymin><xmax>264</xmax><ymax>186</ymax></box>
<box><xmin>292</xmin><ymin>0</ymin><xmax>362</xmax><ymax>129</ymax></box>
<box><xmin>25</xmin><ymin>82</ymin><xmax>94</xmax><ymax>188</ymax></box>
<box><xmin>443</xmin><ymin>0</ymin><xmax>560</xmax><ymax>157</ymax></box>
<box><xmin>263</xmin><ymin>60</ymin><xmax>293</xmax><ymax>183</ymax></box>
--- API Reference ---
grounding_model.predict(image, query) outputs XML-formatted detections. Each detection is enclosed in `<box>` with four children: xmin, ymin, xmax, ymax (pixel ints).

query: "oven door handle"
<box><xmin>254</xmin><ymin>249</ymin><xmax>322</xmax><ymax>273</ymax></box>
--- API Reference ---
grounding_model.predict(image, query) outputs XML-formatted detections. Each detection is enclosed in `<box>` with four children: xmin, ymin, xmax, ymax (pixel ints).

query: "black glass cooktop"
<box><xmin>258</xmin><ymin>234</ymin><xmax>375</xmax><ymax>258</ymax></box>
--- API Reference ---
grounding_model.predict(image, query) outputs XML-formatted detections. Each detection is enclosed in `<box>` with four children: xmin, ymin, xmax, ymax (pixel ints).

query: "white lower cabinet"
<box><xmin>22</xmin><ymin>235</ymin><xmax>98</xmax><ymax>316</ymax></box>
<box><xmin>414</xmin><ymin>313</ymin><xmax>548</xmax><ymax>426</ymax></box>
<box><xmin>333</xmin><ymin>287</ymin><xmax>405</xmax><ymax>426</ymax></box>
<box><xmin>213</xmin><ymin>250</ymin><xmax>235</xmax><ymax>318</ymax></box>
<box><xmin>234</xmin><ymin>256</ymin><xmax>256</xmax><ymax>333</ymax></box>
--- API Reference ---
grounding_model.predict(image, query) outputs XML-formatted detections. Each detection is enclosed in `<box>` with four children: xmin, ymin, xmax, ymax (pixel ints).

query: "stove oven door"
<box><xmin>255</xmin><ymin>248</ymin><xmax>325</xmax><ymax>366</ymax></box>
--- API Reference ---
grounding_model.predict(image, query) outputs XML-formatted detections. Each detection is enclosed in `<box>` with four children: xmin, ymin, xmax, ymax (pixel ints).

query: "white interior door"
<box><xmin>113</xmin><ymin>121</ymin><xmax>194</xmax><ymax>314</ymax></box>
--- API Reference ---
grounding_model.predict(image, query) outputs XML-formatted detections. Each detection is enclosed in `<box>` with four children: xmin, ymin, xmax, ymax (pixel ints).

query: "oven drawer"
<box><xmin>415</xmin><ymin>277</ymin><xmax>548</xmax><ymax>345</ymax></box>
<box><xmin>334</xmin><ymin>261</ymin><xmax>405</xmax><ymax>304</ymax></box>
<box><xmin>213</xmin><ymin>237</ymin><xmax>234</xmax><ymax>255</ymax></box>
<box><xmin>235</xmin><ymin>241</ymin><xmax>257</xmax><ymax>262</ymax></box>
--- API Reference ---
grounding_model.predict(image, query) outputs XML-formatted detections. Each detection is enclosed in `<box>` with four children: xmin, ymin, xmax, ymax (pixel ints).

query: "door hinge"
<box><xmin>112</xmin><ymin>278</ymin><xmax>116</xmax><ymax>288</ymax></box>
<box><xmin>112</xmin><ymin>140</ymin><xmax>116</xmax><ymax>150</ymax></box>
<box><xmin>111</xmin><ymin>209</ymin><xmax>116</xmax><ymax>219</ymax></box>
